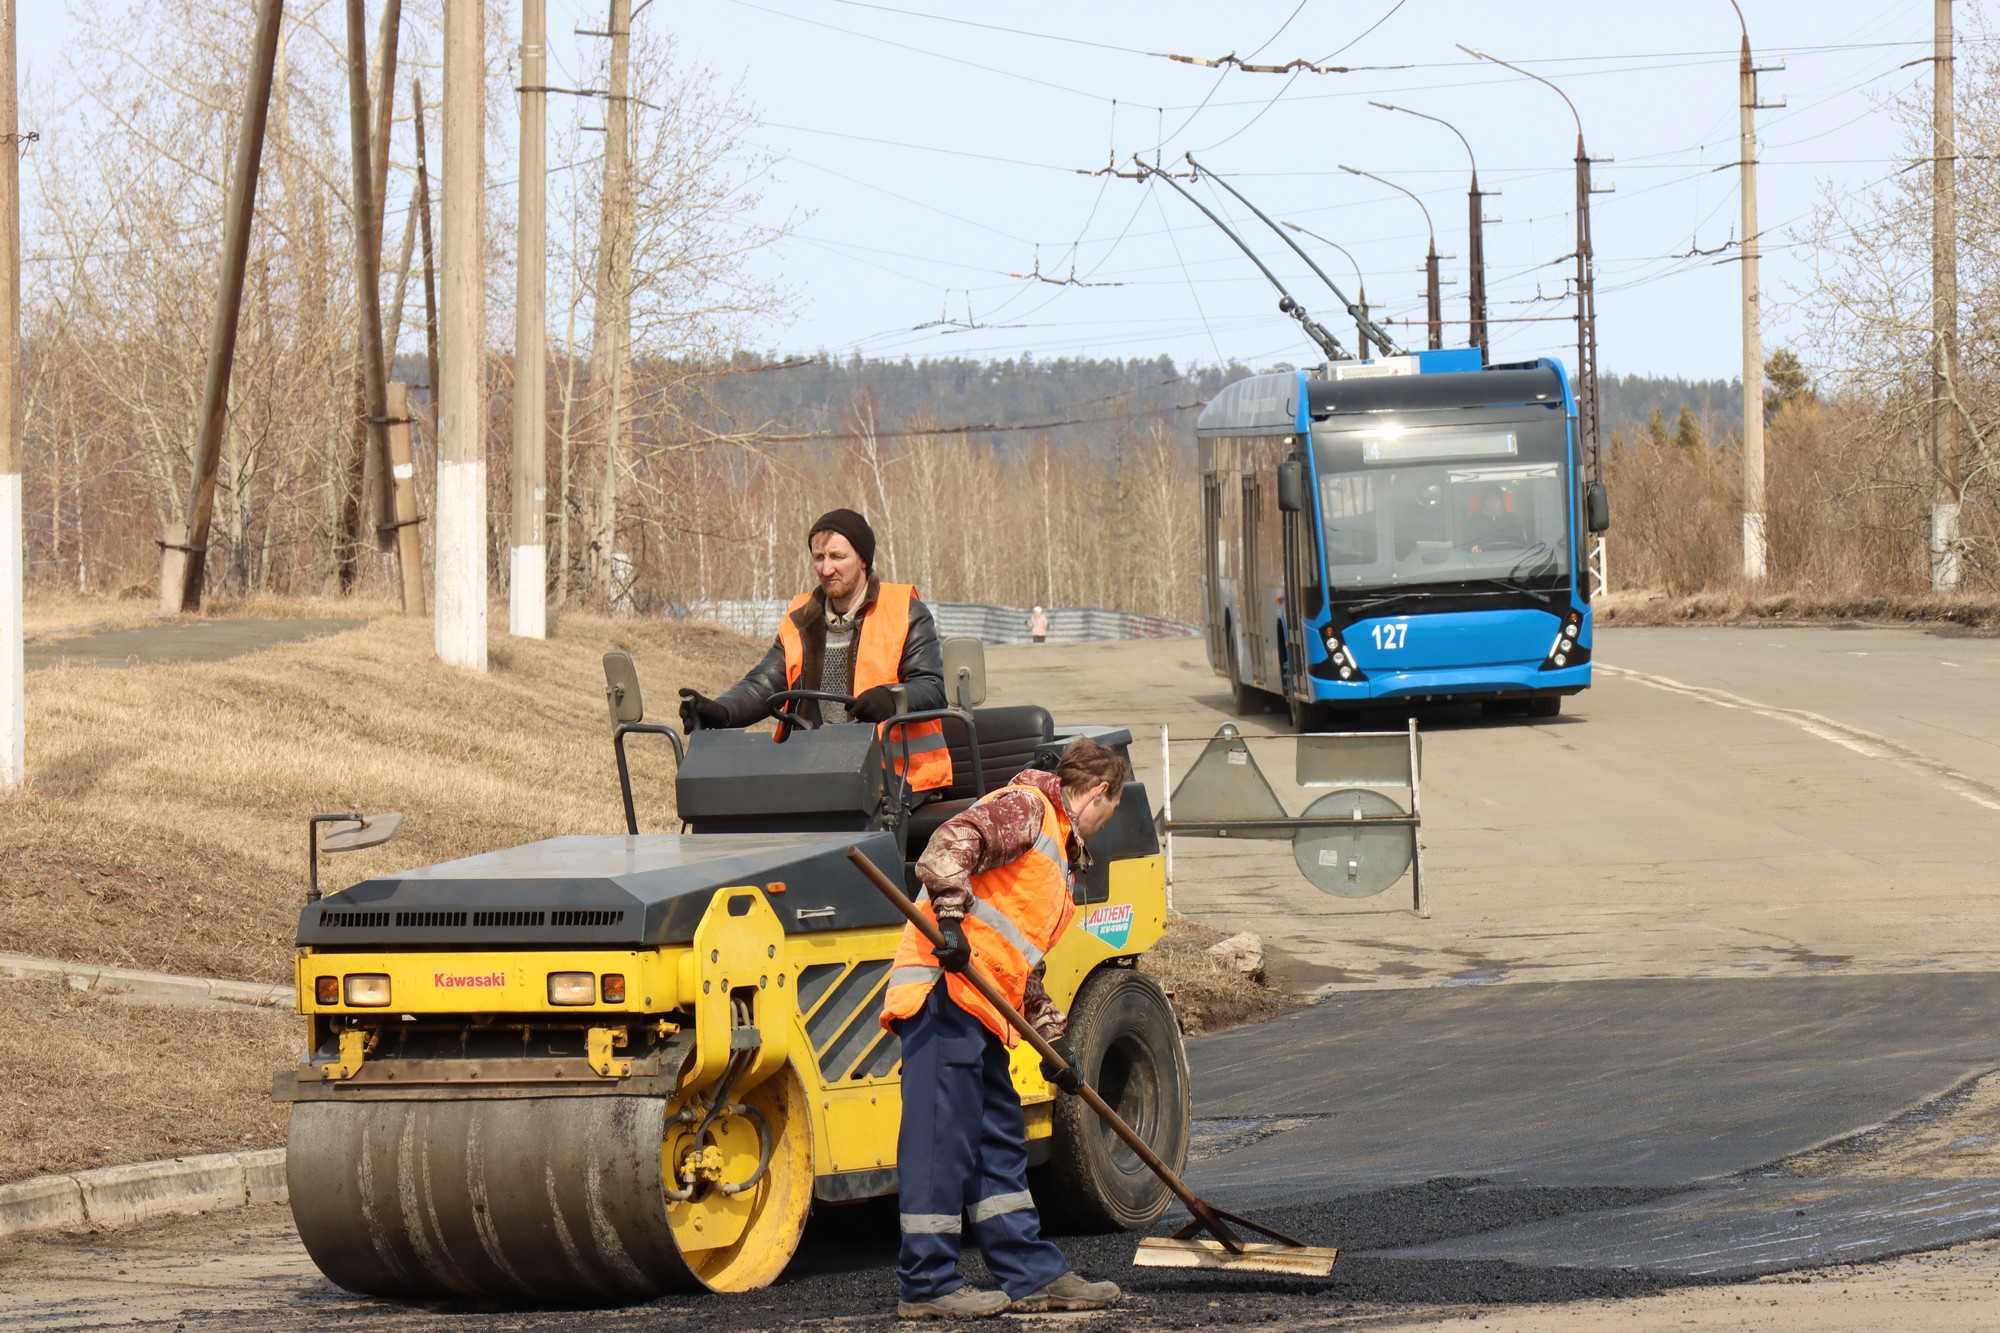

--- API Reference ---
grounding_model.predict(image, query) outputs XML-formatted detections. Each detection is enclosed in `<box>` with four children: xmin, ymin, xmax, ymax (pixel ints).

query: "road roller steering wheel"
<box><xmin>764</xmin><ymin>689</ymin><xmax>857</xmax><ymax>739</ymax></box>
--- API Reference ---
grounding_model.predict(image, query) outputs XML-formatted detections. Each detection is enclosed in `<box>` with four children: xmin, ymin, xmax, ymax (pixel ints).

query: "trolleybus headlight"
<box><xmin>343</xmin><ymin>974</ymin><xmax>392</xmax><ymax>1007</ymax></box>
<box><xmin>547</xmin><ymin>972</ymin><xmax>595</xmax><ymax>1006</ymax></box>
<box><xmin>1339</xmin><ymin>667</ymin><xmax>1353</xmax><ymax>679</ymax></box>
<box><xmin>1554</xmin><ymin>654</ymin><xmax>1568</xmax><ymax>667</ymax></box>
<box><xmin>600</xmin><ymin>973</ymin><xmax>627</xmax><ymax>1004</ymax></box>
<box><xmin>314</xmin><ymin>975</ymin><xmax>340</xmax><ymax>1005</ymax></box>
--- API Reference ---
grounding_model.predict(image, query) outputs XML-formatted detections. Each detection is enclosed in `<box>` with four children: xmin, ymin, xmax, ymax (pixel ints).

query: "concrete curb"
<box><xmin>0</xmin><ymin>1149</ymin><xmax>286</xmax><ymax>1241</ymax></box>
<box><xmin>0</xmin><ymin>952</ymin><xmax>290</xmax><ymax>1011</ymax></box>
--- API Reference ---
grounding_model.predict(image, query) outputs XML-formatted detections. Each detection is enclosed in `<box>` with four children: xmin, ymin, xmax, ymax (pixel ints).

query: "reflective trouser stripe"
<box><xmin>889</xmin><ymin>965</ymin><xmax>943</xmax><ymax>988</ymax></box>
<box><xmin>968</xmin><ymin>1190</ymin><xmax>1036</xmax><ymax>1223</ymax></box>
<box><xmin>968</xmin><ymin>897</ymin><xmax>1042</xmax><ymax>967</ymax></box>
<box><xmin>901</xmin><ymin>1213</ymin><xmax>962</xmax><ymax>1235</ymax></box>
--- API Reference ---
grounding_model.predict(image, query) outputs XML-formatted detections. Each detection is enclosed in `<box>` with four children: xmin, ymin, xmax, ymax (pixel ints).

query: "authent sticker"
<box><xmin>1318</xmin><ymin>849</ymin><xmax>1339</xmax><ymax>866</ymax></box>
<box><xmin>1083</xmin><ymin>903</ymin><xmax>1134</xmax><ymax>949</ymax></box>
<box><xmin>1227</xmin><ymin>750</ymin><xmax>1247</xmax><ymax>765</ymax></box>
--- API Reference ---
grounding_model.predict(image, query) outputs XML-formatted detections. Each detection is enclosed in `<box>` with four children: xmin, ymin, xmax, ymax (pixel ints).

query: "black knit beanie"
<box><xmin>807</xmin><ymin>509</ymin><xmax>877</xmax><ymax>572</ymax></box>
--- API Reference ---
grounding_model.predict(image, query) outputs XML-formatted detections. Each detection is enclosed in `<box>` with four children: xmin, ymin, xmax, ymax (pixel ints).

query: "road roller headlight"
<box><xmin>548</xmin><ymin>971</ymin><xmax>595</xmax><ymax>1006</ymax></box>
<box><xmin>314</xmin><ymin>975</ymin><xmax>339</xmax><ymax>1005</ymax></box>
<box><xmin>343</xmin><ymin>974</ymin><xmax>391</xmax><ymax>1007</ymax></box>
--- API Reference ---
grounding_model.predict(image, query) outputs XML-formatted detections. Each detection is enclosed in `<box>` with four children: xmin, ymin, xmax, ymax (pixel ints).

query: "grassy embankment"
<box><xmin>1596</xmin><ymin>588</ymin><xmax>2000</xmax><ymax>630</ymax></box>
<box><xmin>0</xmin><ymin>595</ymin><xmax>1283</xmax><ymax>1182</ymax></box>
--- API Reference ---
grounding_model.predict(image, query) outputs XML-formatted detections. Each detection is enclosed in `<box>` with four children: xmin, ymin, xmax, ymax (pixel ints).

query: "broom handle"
<box><xmin>845</xmin><ymin>845</ymin><xmax>1228</xmax><ymax>1237</ymax></box>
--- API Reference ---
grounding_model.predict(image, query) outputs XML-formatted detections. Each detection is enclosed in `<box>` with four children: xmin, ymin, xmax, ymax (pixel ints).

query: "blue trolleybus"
<box><xmin>1198</xmin><ymin>348</ymin><xmax>1610</xmax><ymax>728</ymax></box>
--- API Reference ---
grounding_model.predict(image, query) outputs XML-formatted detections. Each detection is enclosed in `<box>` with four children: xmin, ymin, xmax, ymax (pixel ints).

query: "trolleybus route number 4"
<box><xmin>1369</xmin><ymin>623</ymin><xmax>1408</xmax><ymax>651</ymax></box>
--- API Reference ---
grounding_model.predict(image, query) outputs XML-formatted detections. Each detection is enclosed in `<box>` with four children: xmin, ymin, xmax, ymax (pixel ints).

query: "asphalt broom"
<box><xmin>846</xmin><ymin>845</ymin><xmax>1338</xmax><ymax>1278</ymax></box>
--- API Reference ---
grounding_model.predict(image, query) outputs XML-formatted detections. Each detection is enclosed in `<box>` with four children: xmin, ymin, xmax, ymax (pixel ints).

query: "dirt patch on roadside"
<box><xmin>1140</xmin><ymin>914</ymin><xmax>1298</xmax><ymax>1035</ymax></box>
<box><xmin>0</xmin><ymin>978</ymin><xmax>293</xmax><ymax>1182</ymax></box>
<box><xmin>1597</xmin><ymin>588</ymin><xmax>2000</xmax><ymax>632</ymax></box>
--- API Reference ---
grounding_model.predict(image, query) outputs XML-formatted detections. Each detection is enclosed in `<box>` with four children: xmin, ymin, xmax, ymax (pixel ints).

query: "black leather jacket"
<box><xmin>712</xmin><ymin>578</ymin><xmax>948</xmax><ymax>728</ymax></box>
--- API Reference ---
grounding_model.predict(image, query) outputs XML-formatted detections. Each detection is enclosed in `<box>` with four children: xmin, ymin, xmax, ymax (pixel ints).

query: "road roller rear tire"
<box><xmin>1033</xmin><ymin>966</ymin><xmax>1190</xmax><ymax>1232</ymax></box>
<box><xmin>286</xmin><ymin>1063</ymin><xmax>815</xmax><ymax>1303</ymax></box>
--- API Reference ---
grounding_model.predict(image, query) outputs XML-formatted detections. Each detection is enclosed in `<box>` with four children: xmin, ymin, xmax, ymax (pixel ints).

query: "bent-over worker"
<box><xmin>677</xmin><ymin>508</ymin><xmax>952</xmax><ymax>795</ymax></box>
<box><xmin>878</xmin><ymin>738</ymin><xmax>1131</xmax><ymax>1319</ymax></box>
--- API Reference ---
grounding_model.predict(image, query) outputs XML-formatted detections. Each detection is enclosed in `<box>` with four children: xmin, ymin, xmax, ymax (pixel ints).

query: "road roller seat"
<box><xmin>902</xmin><ymin>704</ymin><xmax>1057</xmax><ymax>870</ymax></box>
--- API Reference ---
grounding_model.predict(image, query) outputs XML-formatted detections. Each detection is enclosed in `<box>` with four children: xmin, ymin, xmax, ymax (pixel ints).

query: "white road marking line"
<box><xmin>1599</xmin><ymin>663</ymin><xmax>2000</xmax><ymax>813</ymax></box>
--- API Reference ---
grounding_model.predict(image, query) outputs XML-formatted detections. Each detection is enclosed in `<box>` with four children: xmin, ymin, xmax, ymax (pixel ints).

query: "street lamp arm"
<box><xmin>1338</xmin><ymin>163</ymin><xmax>1434</xmax><ymax>249</ymax></box>
<box><xmin>1456</xmin><ymin>43</ymin><xmax>1582</xmax><ymax>143</ymax></box>
<box><xmin>1369</xmin><ymin>100</ymin><xmax>1478</xmax><ymax>177</ymax></box>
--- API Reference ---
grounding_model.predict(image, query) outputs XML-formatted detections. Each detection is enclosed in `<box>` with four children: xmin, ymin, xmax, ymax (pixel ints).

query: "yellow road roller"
<box><xmin>274</xmin><ymin>646</ymin><xmax>1190</xmax><ymax>1302</ymax></box>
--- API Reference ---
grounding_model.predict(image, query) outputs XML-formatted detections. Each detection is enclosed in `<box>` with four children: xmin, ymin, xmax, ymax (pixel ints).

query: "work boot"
<box><xmin>896</xmin><ymin>1285</ymin><xmax>1011</xmax><ymax>1319</ymax></box>
<box><xmin>1010</xmin><ymin>1271</ymin><xmax>1122</xmax><ymax>1312</ymax></box>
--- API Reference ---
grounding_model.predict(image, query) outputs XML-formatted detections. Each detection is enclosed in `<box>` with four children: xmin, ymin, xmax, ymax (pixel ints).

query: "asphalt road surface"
<box><xmin>6</xmin><ymin>621</ymin><xmax>1999</xmax><ymax>1329</ymax></box>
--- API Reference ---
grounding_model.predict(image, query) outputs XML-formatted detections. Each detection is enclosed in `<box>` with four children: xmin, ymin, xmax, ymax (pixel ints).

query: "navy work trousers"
<box><xmin>894</xmin><ymin>984</ymin><xmax>1069</xmax><ymax>1302</ymax></box>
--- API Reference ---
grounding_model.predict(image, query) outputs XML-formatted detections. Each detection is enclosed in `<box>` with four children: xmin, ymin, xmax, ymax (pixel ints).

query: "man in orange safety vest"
<box><xmin>678</xmin><ymin>509</ymin><xmax>952</xmax><ymax>794</ymax></box>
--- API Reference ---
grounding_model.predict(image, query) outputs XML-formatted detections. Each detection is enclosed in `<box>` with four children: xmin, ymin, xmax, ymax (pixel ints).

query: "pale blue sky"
<box><xmin>18</xmin><ymin>2</ymin><xmax>1973</xmax><ymax>382</ymax></box>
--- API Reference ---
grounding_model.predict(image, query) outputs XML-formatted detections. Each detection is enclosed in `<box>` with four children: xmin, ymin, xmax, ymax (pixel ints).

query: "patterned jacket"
<box><xmin>913</xmin><ymin>768</ymin><xmax>1087</xmax><ymax>1040</ymax></box>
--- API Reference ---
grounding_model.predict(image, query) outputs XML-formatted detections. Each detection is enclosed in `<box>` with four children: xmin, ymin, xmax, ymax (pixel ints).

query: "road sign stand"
<box><xmin>1161</xmin><ymin>720</ymin><xmax>1426</xmax><ymax>917</ymax></box>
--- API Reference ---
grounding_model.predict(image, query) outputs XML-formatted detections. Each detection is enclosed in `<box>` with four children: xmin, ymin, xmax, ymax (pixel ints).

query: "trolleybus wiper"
<box><xmin>1186</xmin><ymin>154</ymin><xmax>1407</xmax><ymax>358</ymax></box>
<box><xmin>1475</xmin><ymin>578</ymin><xmax>1550</xmax><ymax>604</ymax></box>
<box><xmin>1340</xmin><ymin>590</ymin><xmax>1438</xmax><ymax>616</ymax></box>
<box><xmin>1132</xmin><ymin>157</ymin><xmax>1351</xmax><ymax>364</ymax></box>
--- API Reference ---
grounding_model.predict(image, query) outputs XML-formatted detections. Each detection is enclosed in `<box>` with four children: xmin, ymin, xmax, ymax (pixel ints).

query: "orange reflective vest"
<box><xmin>879</xmin><ymin>782</ymin><xmax>1077</xmax><ymax>1046</ymax></box>
<box><xmin>776</xmin><ymin>581</ymin><xmax>952</xmax><ymax>793</ymax></box>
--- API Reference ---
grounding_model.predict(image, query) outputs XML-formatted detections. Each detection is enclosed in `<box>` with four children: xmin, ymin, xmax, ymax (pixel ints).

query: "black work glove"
<box><xmin>933</xmin><ymin>917</ymin><xmax>972</xmax><ymax>973</ymax></box>
<box><xmin>849</xmin><ymin>685</ymin><xmax>898</xmax><ymax>724</ymax></box>
<box><xmin>1040</xmin><ymin>1038</ymin><xmax>1084</xmax><ymax>1095</ymax></box>
<box><xmin>677</xmin><ymin>688</ymin><xmax>727</xmax><ymax>735</ymax></box>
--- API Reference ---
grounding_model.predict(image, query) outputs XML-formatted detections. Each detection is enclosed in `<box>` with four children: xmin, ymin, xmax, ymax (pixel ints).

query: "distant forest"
<box><xmin>696</xmin><ymin>353</ymin><xmax>1744</xmax><ymax>455</ymax></box>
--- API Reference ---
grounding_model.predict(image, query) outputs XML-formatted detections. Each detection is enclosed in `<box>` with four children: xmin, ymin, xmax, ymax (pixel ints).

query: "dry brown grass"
<box><xmin>1597</xmin><ymin>588</ymin><xmax>2000</xmax><ymax>631</ymax></box>
<box><xmin>1</xmin><ymin>605</ymin><xmax>756</xmax><ymax>984</ymax></box>
<box><xmin>1139</xmin><ymin>914</ymin><xmax>1296</xmax><ymax>1036</ymax></box>
<box><xmin>0</xmin><ymin>980</ymin><xmax>296</xmax><ymax>1181</ymax></box>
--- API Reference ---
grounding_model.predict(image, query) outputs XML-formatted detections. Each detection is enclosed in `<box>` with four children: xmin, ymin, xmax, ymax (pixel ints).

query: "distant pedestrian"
<box><xmin>1028</xmin><ymin>605</ymin><xmax>1049</xmax><ymax>644</ymax></box>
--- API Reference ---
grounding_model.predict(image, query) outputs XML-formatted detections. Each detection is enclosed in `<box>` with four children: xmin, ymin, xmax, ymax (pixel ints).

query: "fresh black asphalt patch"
<box><xmin>243</xmin><ymin>971</ymin><xmax>2000</xmax><ymax>1331</ymax></box>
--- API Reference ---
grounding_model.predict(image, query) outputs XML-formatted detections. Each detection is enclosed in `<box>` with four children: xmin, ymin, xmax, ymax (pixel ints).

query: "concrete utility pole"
<box><xmin>1931</xmin><ymin>0</ymin><xmax>1961</xmax><ymax>590</ymax></box>
<box><xmin>1730</xmin><ymin>1</ymin><xmax>1771</xmax><ymax>582</ymax></box>
<box><xmin>160</xmin><ymin>0</ymin><xmax>284</xmax><ymax>614</ymax></box>
<box><xmin>1340</xmin><ymin>164</ymin><xmax>1441</xmax><ymax>351</ymax></box>
<box><xmin>1373</xmin><ymin>103</ymin><xmax>1491</xmax><ymax>361</ymax></box>
<box><xmin>435</xmin><ymin>0</ymin><xmax>486</xmax><ymax>669</ymax></box>
<box><xmin>342</xmin><ymin>0</ymin><xmax>391</xmax><ymax>598</ymax></box>
<box><xmin>0</xmin><ymin>0</ymin><xmax>21</xmax><ymax>788</ymax></box>
<box><xmin>591</xmin><ymin>0</ymin><xmax>633</xmax><ymax>602</ymax></box>
<box><xmin>512</xmin><ymin>0</ymin><xmax>548</xmax><ymax>638</ymax></box>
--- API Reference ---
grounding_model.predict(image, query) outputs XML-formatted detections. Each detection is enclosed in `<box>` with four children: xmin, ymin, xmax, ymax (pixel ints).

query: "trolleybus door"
<box><xmin>1201</xmin><ymin>472</ymin><xmax>1225</xmax><ymax>667</ymax></box>
<box><xmin>1241</xmin><ymin>474</ymin><xmax>1265</xmax><ymax>687</ymax></box>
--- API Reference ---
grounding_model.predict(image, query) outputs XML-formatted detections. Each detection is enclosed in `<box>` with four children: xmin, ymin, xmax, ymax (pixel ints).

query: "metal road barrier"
<box><xmin>673</xmin><ymin>599</ymin><xmax>1198</xmax><ymax>646</ymax></box>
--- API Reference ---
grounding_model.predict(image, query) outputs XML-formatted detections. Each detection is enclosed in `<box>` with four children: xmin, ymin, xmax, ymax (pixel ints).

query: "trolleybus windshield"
<box><xmin>1311</xmin><ymin>411</ymin><xmax>1571</xmax><ymax>594</ymax></box>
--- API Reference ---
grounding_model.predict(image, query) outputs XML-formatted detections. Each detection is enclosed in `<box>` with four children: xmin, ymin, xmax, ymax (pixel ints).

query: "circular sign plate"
<box><xmin>1291</xmin><ymin>788</ymin><xmax>1412</xmax><ymax>897</ymax></box>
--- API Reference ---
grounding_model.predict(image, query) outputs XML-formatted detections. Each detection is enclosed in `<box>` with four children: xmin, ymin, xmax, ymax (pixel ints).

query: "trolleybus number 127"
<box><xmin>1369</xmin><ymin>623</ymin><xmax>1408</xmax><ymax>651</ymax></box>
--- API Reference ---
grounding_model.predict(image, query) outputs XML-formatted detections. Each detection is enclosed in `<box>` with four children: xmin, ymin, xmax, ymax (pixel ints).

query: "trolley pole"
<box><xmin>1732</xmin><ymin>2</ymin><xmax>1768</xmax><ymax>581</ymax></box>
<box><xmin>512</xmin><ymin>0</ymin><xmax>548</xmax><ymax>639</ymax></box>
<box><xmin>160</xmin><ymin>0</ymin><xmax>283</xmax><ymax>614</ymax></box>
<box><xmin>0</xmin><ymin>0</ymin><xmax>20</xmax><ymax>788</ymax></box>
<box><xmin>435</xmin><ymin>0</ymin><xmax>486</xmax><ymax>669</ymax></box>
<box><xmin>1931</xmin><ymin>0</ymin><xmax>1961</xmax><ymax>589</ymax></box>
